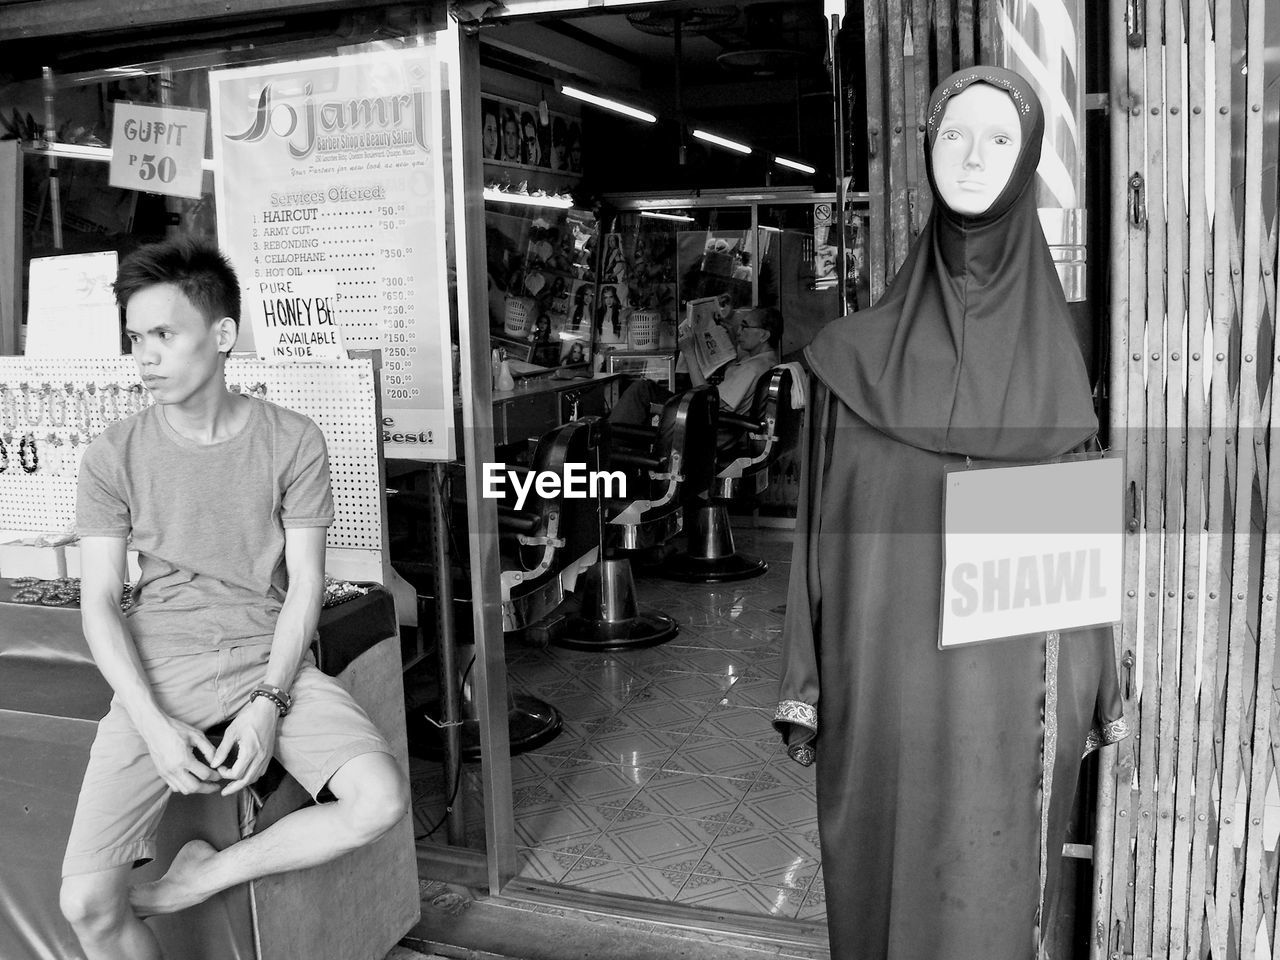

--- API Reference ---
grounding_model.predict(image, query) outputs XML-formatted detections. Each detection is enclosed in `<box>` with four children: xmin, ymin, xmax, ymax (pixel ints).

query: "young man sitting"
<box><xmin>59</xmin><ymin>238</ymin><xmax>409</xmax><ymax>960</ymax></box>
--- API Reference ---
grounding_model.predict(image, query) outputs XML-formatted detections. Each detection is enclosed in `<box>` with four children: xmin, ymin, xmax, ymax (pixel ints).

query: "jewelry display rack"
<box><xmin>0</xmin><ymin>356</ymin><xmax>385</xmax><ymax>578</ymax></box>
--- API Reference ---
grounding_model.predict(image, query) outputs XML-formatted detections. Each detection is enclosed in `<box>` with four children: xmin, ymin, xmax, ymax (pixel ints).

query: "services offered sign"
<box><xmin>209</xmin><ymin>47</ymin><xmax>454</xmax><ymax>460</ymax></box>
<box><xmin>939</xmin><ymin>456</ymin><xmax>1124</xmax><ymax>648</ymax></box>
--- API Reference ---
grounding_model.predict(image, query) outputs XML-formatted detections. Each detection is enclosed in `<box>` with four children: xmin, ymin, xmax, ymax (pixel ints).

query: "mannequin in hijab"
<box><xmin>774</xmin><ymin>67</ymin><xmax>1127</xmax><ymax>960</ymax></box>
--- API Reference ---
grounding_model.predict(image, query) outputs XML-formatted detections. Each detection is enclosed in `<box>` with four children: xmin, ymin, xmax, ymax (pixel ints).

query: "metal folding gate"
<box><xmin>1100</xmin><ymin>1</ymin><xmax>1280</xmax><ymax>958</ymax></box>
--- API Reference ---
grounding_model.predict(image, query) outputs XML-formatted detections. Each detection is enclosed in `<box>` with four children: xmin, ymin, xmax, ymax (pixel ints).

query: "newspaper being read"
<box><xmin>680</xmin><ymin>296</ymin><xmax>736</xmax><ymax>379</ymax></box>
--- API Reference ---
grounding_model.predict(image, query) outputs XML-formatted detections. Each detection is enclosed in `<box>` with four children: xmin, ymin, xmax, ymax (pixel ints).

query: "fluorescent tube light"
<box><xmin>640</xmin><ymin>210</ymin><xmax>695</xmax><ymax>222</ymax></box>
<box><xmin>490</xmin><ymin>0</ymin><xmax>665</xmax><ymax>13</ymax></box>
<box><xmin>27</xmin><ymin>142</ymin><xmax>112</xmax><ymax>162</ymax></box>
<box><xmin>559</xmin><ymin>85</ymin><xmax>657</xmax><ymax>124</ymax></box>
<box><xmin>483</xmin><ymin>187</ymin><xmax>573</xmax><ymax>209</ymax></box>
<box><xmin>692</xmin><ymin>129</ymin><xmax>752</xmax><ymax>155</ymax></box>
<box><xmin>774</xmin><ymin>156</ymin><xmax>817</xmax><ymax>175</ymax></box>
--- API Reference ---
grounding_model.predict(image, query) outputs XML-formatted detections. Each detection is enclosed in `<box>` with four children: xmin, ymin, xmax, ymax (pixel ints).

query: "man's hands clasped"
<box><xmin>139</xmin><ymin>697</ymin><xmax>279</xmax><ymax>798</ymax></box>
<box><xmin>140</xmin><ymin>715</ymin><xmax>222</xmax><ymax>796</ymax></box>
<box><xmin>209</xmin><ymin>696</ymin><xmax>280</xmax><ymax>796</ymax></box>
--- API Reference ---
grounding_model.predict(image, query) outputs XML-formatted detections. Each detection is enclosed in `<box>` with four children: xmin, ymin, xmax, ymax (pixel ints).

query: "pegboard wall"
<box><xmin>0</xmin><ymin>357</ymin><xmax>384</xmax><ymax>552</ymax></box>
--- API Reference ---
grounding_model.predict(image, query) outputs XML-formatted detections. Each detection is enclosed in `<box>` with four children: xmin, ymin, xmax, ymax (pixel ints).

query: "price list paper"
<box><xmin>209</xmin><ymin>47</ymin><xmax>454</xmax><ymax>460</ymax></box>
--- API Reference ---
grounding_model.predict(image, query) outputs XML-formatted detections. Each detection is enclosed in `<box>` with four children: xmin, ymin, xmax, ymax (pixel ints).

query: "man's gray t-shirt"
<box><xmin>76</xmin><ymin>397</ymin><xmax>333</xmax><ymax>660</ymax></box>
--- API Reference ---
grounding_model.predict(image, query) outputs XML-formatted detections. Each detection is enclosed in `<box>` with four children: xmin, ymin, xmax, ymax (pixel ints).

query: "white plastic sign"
<box><xmin>24</xmin><ymin>251</ymin><xmax>121</xmax><ymax>357</ymax></box>
<box><xmin>940</xmin><ymin>456</ymin><xmax>1124</xmax><ymax>648</ymax></box>
<box><xmin>109</xmin><ymin>102</ymin><xmax>207</xmax><ymax>200</ymax></box>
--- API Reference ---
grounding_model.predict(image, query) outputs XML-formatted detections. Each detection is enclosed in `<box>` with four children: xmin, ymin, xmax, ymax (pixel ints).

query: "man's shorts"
<box><xmin>62</xmin><ymin>643</ymin><xmax>393</xmax><ymax>878</ymax></box>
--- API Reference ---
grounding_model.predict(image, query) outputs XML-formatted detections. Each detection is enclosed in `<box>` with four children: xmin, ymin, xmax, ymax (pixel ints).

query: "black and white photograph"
<box><xmin>1</xmin><ymin>4</ymin><xmax>1271</xmax><ymax>960</ymax></box>
<box><xmin>480</xmin><ymin>96</ymin><xmax>500</xmax><ymax>160</ymax></box>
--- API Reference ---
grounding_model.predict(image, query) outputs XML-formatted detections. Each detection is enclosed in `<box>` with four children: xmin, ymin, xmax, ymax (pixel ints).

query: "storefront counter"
<box><xmin>0</xmin><ymin>585</ymin><xmax>417</xmax><ymax>960</ymax></box>
<box><xmin>473</xmin><ymin>370</ymin><xmax>622</xmax><ymax>447</ymax></box>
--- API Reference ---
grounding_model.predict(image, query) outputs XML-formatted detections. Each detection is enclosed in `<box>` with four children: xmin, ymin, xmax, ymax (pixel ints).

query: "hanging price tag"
<box><xmin>109</xmin><ymin>102</ymin><xmax>208</xmax><ymax>200</ymax></box>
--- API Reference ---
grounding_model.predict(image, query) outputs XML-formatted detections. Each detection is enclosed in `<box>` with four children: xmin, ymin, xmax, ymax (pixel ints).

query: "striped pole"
<box><xmin>994</xmin><ymin>0</ymin><xmax>1087</xmax><ymax>301</ymax></box>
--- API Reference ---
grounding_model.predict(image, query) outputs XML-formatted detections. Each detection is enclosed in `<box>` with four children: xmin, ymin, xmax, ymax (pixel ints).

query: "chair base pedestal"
<box><xmin>557</xmin><ymin>610</ymin><xmax>679</xmax><ymax>650</ymax></box>
<box><xmin>659</xmin><ymin>502</ymin><xmax>770</xmax><ymax>583</ymax></box>
<box><xmin>406</xmin><ymin>694</ymin><xmax>562</xmax><ymax>762</ymax></box>
<box><xmin>552</xmin><ymin>556</ymin><xmax>679</xmax><ymax>651</ymax></box>
<box><xmin>662</xmin><ymin>552</ymin><xmax>768</xmax><ymax>583</ymax></box>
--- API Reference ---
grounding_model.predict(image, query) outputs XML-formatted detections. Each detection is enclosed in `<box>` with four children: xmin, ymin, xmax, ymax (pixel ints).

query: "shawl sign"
<box><xmin>940</xmin><ymin>455</ymin><xmax>1123</xmax><ymax>648</ymax></box>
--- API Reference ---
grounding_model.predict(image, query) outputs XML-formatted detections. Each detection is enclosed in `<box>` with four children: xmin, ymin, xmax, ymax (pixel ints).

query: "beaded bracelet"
<box><xmin>20</xmin><ymin>382</ymin><xmax>43</xmax><ymax>426</ymax></box>
<box><xmin>249</xmin><ymin>684</ymin><xmax>292</xmax><ymax>717</ymax></box>
<box><xmin>19</xmin><ymin>433</ymin><xmax>38</xmax><ymax>473</ymax></box>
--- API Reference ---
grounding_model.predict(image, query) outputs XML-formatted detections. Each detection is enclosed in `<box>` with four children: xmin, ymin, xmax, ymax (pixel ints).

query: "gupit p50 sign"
<box><xmin>109</xmin><ymin>102</ymin><xmax>207</xmax><ymax>200</ymax></box>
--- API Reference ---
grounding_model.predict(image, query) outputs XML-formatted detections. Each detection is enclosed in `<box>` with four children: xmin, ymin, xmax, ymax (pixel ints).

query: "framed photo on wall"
<box><xmin>482</xmin><ymin>94</ymin><xmax>580</xmax><ymax>177</ymax></box>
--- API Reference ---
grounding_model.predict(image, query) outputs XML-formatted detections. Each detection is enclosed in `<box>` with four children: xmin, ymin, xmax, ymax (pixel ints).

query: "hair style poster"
<box><xmin>601</xmin><ymin>233</ymin><xmax>628</xmax><ymax>283</ymax></box>
<box><xmin>209</xmin><ymin>46</ymin><xmax>455</xmax><ymax>460</ymax></box>
<box><xmin>480</xmin><ymin>95</ymin><xmax>581</xmax><ymax>175</ymax></box>
<box><xmin>594</xmin><ymin>283</ymin><xmax>627</xmax><ymax>345</ymax></box>
<box><xmin>565</xmin><ymin>279</ymin><xmax>595</xmax><ymax>337</ymax></box>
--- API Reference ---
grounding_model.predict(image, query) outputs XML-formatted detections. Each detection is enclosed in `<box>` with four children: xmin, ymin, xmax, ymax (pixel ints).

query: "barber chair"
<box><xmin>389</xmin><ymin>418</ymin><xmax>602</xmax><ymax>759</ymax></box>
<box><xmin>555</xmin><ymin>384</ymin><xmax>720</xmax><ymax>651</ymax></box>
<box><xmin>662</xmin><ymin>366</ymin><xmax>804</xmax><ymax>582</ymax></box>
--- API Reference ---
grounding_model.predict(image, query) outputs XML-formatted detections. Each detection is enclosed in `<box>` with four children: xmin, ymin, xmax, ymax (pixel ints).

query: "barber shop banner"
<box><xmin>209</xmin><ymin>46</ymin><xmax>454</xmax><ymax>460</ymax></box>
<box><xmin>939</xmin><ymin>455</ymin><xmax>1123</xmax><ymax>648</ymax></box>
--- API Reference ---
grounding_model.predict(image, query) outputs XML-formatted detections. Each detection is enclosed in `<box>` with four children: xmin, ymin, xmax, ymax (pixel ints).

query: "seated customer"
<box><xmin>609</xmin><ymin>306</ymin><xmax>783</xmax><ymax>427</ymax></box>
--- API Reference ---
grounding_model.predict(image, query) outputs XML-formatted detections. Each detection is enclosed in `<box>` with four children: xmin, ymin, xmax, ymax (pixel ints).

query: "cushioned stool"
<box><xmin>0</xmin><ymin>587</ymin><xmax>416</xmax><ymax>960</ymax></box>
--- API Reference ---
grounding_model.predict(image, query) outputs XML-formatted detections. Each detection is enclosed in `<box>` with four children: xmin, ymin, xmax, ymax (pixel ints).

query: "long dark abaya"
<box><xmin>774</xmin><ymin>67</ymin><xmax>1128</xmax><ymax>960</ymax></box>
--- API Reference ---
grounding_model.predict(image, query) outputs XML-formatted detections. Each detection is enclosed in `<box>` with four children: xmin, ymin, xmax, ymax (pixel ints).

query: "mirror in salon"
<box><xmin>485</xmin><ymin>203</ymin><xmax>598</xmax><ymax>376</ymax></box>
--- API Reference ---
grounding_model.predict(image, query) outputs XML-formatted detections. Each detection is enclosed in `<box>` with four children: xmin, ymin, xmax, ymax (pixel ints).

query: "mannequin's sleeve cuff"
<box><xmin>773</xmin><ymin>699</ymin><xmax>817</xmax><ymax>767</ymax></box>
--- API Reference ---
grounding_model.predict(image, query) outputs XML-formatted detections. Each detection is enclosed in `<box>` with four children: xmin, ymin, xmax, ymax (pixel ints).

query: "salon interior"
<box><xmin>397</xmin><ymin>0</ymin><xmax>853</xmax><ymax>944</ymax></box>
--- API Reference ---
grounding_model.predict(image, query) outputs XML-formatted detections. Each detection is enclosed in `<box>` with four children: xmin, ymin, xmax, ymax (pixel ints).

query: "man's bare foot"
<box><xmin>130</xmin><ymin>839</ymin><xmax>220</xmax><ymax>917</ymax></box>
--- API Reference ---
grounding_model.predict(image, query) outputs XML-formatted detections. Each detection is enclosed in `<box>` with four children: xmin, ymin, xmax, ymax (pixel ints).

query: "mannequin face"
<box><xmin>931</xmin><ymin>84</ymin><xmax>1022</xmax><ymax>216</ymax></box>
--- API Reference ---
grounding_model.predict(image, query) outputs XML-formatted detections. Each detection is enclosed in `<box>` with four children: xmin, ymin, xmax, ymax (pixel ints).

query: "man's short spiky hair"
<box><xmin>113</xmin><ymin>237</ymin><xmax>240</xmax><ymax>329</ymax></box>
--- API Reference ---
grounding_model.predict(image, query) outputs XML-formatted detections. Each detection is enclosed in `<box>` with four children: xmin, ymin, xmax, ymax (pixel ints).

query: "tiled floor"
<box><xmin>412</xmin><ymin>527</ymin><xmax>823</xmax><ymax>924</ymax></box>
